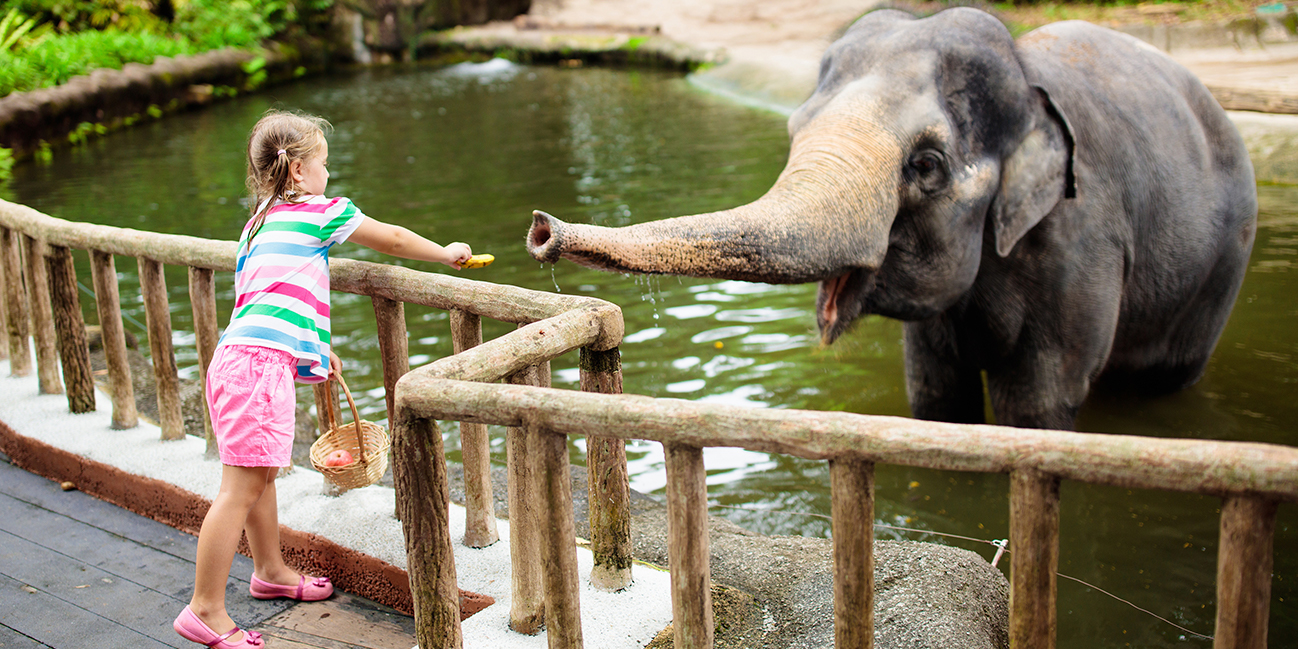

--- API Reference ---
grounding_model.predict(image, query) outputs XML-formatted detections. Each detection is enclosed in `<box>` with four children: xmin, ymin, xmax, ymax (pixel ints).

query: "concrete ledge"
<box><xmin>425</xmin><ymin>21</ymin><xmax>724</xmax><ymax>70</ymax></box>
<box><xmin>1228</xmin><ymin>111</ymin><xmax>1298</xmax><ymax>185</ymax></box>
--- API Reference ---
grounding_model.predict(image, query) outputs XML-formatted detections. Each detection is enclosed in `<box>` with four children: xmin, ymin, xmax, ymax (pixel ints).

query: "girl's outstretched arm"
<box><xmin>348</xmin><ymin>217</ymin><xmax>472</xmax><ymax>268</ymax></box>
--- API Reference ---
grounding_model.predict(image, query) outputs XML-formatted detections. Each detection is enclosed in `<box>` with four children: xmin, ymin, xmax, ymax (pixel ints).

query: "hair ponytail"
<box><xmin>244</xmin><ymin>110</ymin><xmax>332</xmax><ymax>242</ymax></box>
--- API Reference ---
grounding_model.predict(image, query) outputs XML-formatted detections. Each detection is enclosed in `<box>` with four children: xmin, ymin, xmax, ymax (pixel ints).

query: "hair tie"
<box><xmin>276</xmin><ymin>149</ymin><xmax>287</xmax><ymax>157</ymax></box>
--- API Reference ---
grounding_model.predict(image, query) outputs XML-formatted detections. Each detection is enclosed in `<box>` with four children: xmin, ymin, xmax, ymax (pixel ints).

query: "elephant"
<box><xmin>525</xmin><ymin>7</ymin><xmax>1257</xmax><ymax>430</ymax></box>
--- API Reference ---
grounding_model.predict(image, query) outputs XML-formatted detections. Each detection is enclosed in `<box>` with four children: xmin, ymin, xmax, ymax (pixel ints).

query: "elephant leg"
<box><xmin>986</xmin><ymin>307</ymin><xmax>1119</xmax><ymax>430</ymax></box>
<box><xmin>1101</xmin><ymin>246</ymin><xmax>1250</xmax><ymax>395</ymax></box>
<box><xmin>903</xmin><ymin>320</ymin><xmax>986</xmax><ymax>424</ymax></box>
<box><xmin>985</xmin><ymin>353</ymin><xmax>1088</xmax><ymax>430</ymax></box>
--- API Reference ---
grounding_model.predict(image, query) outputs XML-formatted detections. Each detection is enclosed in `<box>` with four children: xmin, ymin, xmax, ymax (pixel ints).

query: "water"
<box><xmin>5</xmin><ymin>61</ymin><xmax>1296</xmax><ymax>647</ymax></box>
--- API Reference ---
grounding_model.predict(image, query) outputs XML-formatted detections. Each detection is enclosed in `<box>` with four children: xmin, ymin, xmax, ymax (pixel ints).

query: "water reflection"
<box><xmin>6</xmin><ymin>62</ymin><xmax>1296</xmax><ymax>648</ymax></box>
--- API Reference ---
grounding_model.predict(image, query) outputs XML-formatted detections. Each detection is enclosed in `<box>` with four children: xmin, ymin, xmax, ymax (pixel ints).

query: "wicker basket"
<box><xmin>309</xmin><ymin>374</ymin><xmax>390</xmax><ymax>491</ymax></box>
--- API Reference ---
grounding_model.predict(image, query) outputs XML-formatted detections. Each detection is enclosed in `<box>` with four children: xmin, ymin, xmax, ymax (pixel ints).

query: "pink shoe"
<box><xmin>249</xmin><ymin>574</ymin><xmax>334</xmax><ymax>601</ymax></box>
<box><xmin>173</xmin><ymin>606</ymin><xmax>263</xmax><ymax>647</ymax></box>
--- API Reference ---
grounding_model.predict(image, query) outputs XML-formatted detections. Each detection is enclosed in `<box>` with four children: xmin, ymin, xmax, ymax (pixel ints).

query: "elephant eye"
<box><xmin>906</xmin><ymin>150</ymin><xmax>948</xmax><ymax>191</ymax></box>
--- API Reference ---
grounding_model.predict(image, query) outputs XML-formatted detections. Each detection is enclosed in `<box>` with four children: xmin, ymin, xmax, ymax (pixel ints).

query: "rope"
<box><xmin>708</xmin><ymin>502</ymin><xmax>1214</xmax><ymax>641</ymax></box>
<box><xmin>77</xmin><ymin>280</ymin><xmax>149</xmax><ymax>333</ymax></box>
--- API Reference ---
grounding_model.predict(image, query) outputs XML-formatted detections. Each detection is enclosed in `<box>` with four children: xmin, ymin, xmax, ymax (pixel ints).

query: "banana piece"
<box><xmin>460</xmin><ymin>254</ymin><xmax>494</xmax><ymax>269</ymax></box>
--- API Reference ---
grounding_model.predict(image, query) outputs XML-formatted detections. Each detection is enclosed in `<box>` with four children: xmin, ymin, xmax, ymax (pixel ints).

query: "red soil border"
<box><xmin>0</xmin><ymin>419</ymin><xmax>493</xmax><ymax>620</ymax></box>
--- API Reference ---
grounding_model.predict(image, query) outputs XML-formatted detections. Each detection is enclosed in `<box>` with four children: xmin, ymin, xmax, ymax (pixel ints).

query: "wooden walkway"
<box><xmin>0</xmin><ymin>449</ymin><xmax>416</xmax><ymax>649</ymax></box>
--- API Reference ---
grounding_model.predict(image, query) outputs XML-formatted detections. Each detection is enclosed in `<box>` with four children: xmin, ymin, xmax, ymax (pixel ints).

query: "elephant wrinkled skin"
<box><xmin>526</xmin><ymin>8</ymin><xmax>1257</xmax><ymax>430</ymax></box>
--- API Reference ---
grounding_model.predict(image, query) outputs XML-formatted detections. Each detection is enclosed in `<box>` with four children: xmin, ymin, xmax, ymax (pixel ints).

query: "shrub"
<box><xmin>0</xmin><ymin>0</ymin><xmax>336</xmax><ymax>97</ymax></box>
<box><xmin>0</xmin><ymin>28</ymin><xmax>194</xmax><ymax>95</ymax></box>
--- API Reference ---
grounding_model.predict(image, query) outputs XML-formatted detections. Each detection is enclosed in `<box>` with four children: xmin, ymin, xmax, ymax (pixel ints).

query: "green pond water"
<box><xmin>5</xmin><ymin>61</ymin><xmax>1296</xmax><ymax>647</ymax></box>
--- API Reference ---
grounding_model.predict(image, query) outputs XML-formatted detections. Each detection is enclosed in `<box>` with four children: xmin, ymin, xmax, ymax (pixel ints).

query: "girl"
<box><xmin>174</xmin><ymin>110</ymin><xmax>472</xmax><ymax>648</ymax></box>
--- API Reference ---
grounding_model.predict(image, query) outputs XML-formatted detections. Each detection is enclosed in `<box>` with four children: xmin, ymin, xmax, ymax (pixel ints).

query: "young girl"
<box><xmin>174</xmin><ymin>110</ymin><xmax>472</xmax><ymax>648</ymax></box>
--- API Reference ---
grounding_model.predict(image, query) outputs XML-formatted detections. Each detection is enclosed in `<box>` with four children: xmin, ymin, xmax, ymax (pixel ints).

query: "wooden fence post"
<box><xmin>313</xmin><ymin>380</ymin><xmax>344</xmax><ymax>496</ymax></box>
<box><xmin>313</xmin><ymin>381</ymin><xmax>340</xmax><ymax>437</ymax></box>
<box><xmin>0</xmin><ymin>241</ymin><xmax>8</xmax><ymax>363</ymax></box>
<box><xmin>189</xmin><ymin>267</ymin><xmax>219</xmax><ymax>452</ymax></box>
<box><xmin>580</xmin><ymin>346</ymin><xmax>633</xmax><ymax>591</ymax></box>
<box><xmin>1213</xmin><ymin>495</ymin><xmax>1277</xmax><ymax>649</ymax></box>
<box><xmin>46</xmin><ymin>245</ymin><xmax>94</xmax><ymax>413</ymax></box>
<box><xmin>137</xmin><ymin>257</ymin><xmax>184</xmax><ymax>440</ymax></box>
<box><xmin>538</xmin><ymin>422</ymin><xmax>584</xmax><ymax>648</ymax></box>
<box><xmin>392</xmin><ymin>411</ymin><xmax>463</xmax><ymax>649</ymax></box>
<box><xmin>23</xmin><ymin>236</ymin><xmax>61</xmax><ymax>395</ymax></box>
<box><xmin>450</xmin><ymin>308</ymin><xmax>498</xmax><ymax>548</ymax></box>
<box><xmin>90</xmin><ymin>250</ymin><xmax>137</xmax><ymax>429</ymax></box>
<box><xmin>2</xmin><ymin>227</ymin><xmax>32</xmax><ymax>376</ymax></box>
<box><xmin>665</xmin><ymin>443</ymin><xmax>714</xmax><ymax>649</ymax></box>
<box><xmin>830</xmin><ymin>457</ymin><xmax>875</xmax><ymax>649</ymax></box>
<box><xmin>1009</xmin><ymin>469</ymin><xmax>1059</xmax><ymax>649</ymax></box>
<box><xmin>373</xmin><ymin>296</ymin><xmax>410</xmax><ymax>424</ymax></box>
<box><xmin>505</xmin><ymin>361</ymin><xmax>546</xmax><ymax>634</ymax></box>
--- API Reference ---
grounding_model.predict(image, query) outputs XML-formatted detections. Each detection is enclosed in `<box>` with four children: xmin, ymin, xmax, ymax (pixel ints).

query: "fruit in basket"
<box><xmin>323</xmin><ymin>449</ymin><xmax>354</xmax><ymax>467</ymax></box>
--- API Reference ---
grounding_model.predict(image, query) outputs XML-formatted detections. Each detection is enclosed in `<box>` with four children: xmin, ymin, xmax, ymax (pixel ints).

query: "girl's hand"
<box><xmin>328</xmin><ymin>351</ymin><xmax>342</xmax><ymax>379</ymax></box>
<box><xmin>444</xmin><ymin>242</ymin><xmax>472</xmax><ymax>269</ymax></box>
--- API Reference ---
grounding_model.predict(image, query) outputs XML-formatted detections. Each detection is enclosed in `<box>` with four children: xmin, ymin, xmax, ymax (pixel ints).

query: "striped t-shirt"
<box><xmin>218</xmin><ymin>195</ymin><xmax>367</xmax><ymax>383</ymax></box>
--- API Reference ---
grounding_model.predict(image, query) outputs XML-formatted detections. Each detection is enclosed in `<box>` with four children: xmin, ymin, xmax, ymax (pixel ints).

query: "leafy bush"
<box><xmin>0</xmin><ymin>0</ymin><xmax>336</xmax><ymax>97</ymax></box>
<box><xmin>172</xmin><ymin>0</ymin><xmax>281</xmax><ymax>51</ymax></box>
<box><xmin>0</xmin><ymin>28</ymin><xmax>194</xmax><ymax>94</ymax></box>
<box><xmin>4</xmin><ymin>0</ymin><xmax>166</xmax><ymax>33</ymax></box>
<box><xmin>0</xmin><ymin>147</ymin><xmax>14</xmax><ymax>181</ymax></box>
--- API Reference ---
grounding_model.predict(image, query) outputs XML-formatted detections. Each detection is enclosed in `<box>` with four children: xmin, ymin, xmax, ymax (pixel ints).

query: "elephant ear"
<box><xmin>992</xmin><ymin>86</ymin><xmax>1076</xmax><ymax>258</ymax></box>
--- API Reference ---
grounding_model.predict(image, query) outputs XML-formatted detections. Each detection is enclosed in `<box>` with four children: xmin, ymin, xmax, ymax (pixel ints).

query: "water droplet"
<box><xmin>551</xmin><ymin>265</ymin><xmax>562</xmax><ymax>293</ymax></box>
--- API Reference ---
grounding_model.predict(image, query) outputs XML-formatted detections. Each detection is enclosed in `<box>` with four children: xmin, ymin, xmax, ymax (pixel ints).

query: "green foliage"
<box><xmin>0</xmin><ymin>147</ymin><xmax>14</xmax><ymax>181</ymax></box>
<box><xmin>0</xmin><ymin>28</ymin><xmax>194</xmax><ymax>95</ymax></box>
<box><xmin>172</xmin><ymin>0</ymin><xmax>280</xmax><ymax>50</ymax></box>
<box><xmin>240</xmin><ymin>54</ymin><xmax>267</xmax><ymax>89</ymax></box>
<box><xmin>0</xmin><ymin>0</ymin><xmax>336</xmax><ymax>97</ymax></box>
<box><xmin>34</xmin><ymin>141</ymin><xmax>52</xmax><ymax>164</ymax></box>
<box><xmin>1</xmin><ymin>7</ymin><xmax>45</xmax><ymax>51</ymax></box>
<box><xmin>5</xmin><ymin>0</ymin><xmax>165</xmax><ymax>34</ymax></box>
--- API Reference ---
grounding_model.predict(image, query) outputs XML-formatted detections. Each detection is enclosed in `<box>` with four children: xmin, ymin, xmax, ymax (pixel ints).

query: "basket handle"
<box><xmin>335</xmin><ymin>373</ymin><xmax>367</xmax><ymax>464</ymax></box>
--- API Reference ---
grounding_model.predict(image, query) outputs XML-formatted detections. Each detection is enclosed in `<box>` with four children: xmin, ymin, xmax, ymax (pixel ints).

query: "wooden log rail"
<box><xmin>0</xmin><ymin>199</ymin><xmax>636</xmax><ymax>644</ymax></box>
<box><xmin>394</xmin><ymin>373</ymin><xmax>1298</xmax><ymax>649</ymax></box>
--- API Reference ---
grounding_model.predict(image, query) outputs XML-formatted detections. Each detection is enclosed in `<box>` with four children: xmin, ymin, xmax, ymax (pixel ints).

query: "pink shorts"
<box><xmin>206</xmin><ymin>344</ymin><xmax>297</xmax><ymax>467</ymax></box>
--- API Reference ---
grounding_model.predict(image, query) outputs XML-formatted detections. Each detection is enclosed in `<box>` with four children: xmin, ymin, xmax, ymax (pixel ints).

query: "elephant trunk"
<box><xmin>527</xmin><ymin>102</ymin><xmax>904</xmax><ymax>285</ymax></box>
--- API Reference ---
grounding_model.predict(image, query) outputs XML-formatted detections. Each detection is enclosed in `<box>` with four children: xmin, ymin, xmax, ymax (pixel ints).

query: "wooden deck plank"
<box><xmin>1</xmin><ymin>449</ymin><xmax>415</xmax><ymax>649</ymax></box>
<box><xmin>0</xmin><ymin>529</ymin><xmax>191</xmax><ymax>646</ymax></box>
<box><xmin>0</xmin><ymin>623</ymin><xmax>54</xmax><ymax>648</ymax></box>
<box><xmin>256</xmin><ymin>592</ymin><xmax>417</xmax><ymax>649</ymax></box>
<box><xmin>0</xmin><ymin>573</ymin><xmax>174</xmax><ymax>648</ymax></box>
<box><xmin>0</xmin><ymin>458</ymin><xmax>294</xmax><ymax>625</ymax></box>
<box><xmin>0</xmin><ymin>452</ymin><xmax>201</xmax><ymax>558</ymax></box>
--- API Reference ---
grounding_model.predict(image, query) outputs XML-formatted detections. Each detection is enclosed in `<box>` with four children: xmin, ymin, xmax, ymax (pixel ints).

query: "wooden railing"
<box><xmin>4</xmin><ymin>199</ymin><xmax>1296</xmax><ymax>649</ymax></box>
<box><xmin>0</xmin><ymin>198</ymin><xmax>635</xmax><ymax>627</ymax></box>
<box><xmin>396</xmin><ymin>370</ymin><xmax>1298</xmax><ymax>649</ymax></box>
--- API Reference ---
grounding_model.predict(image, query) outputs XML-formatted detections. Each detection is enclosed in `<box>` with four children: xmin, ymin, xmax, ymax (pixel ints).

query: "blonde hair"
<box><xmin>245</xmin><ymin>110</ymin><xmax>332</xmax><ymax>240</ymax></box>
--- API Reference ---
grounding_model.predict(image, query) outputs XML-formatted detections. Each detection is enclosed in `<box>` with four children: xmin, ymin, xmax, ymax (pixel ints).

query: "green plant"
<box><xmin>34</xmin><ymin>141</ymin><xmax>52</xmax><ymax>164</ymax></box>
<box><xmin>241</xmin><ymin>54</ymin><xmax>268</xmax><ymax>90</ymax></box>
<box><xmin>0</xmin><ymin>147</ymin><xmax>15</xmax><ymax>181</ymax></box>
<box><xmin>1</xmin><ymin>7</ymin><xmax>40</xmax><ymax>51</ymax></box>
<box><xmin>0</xmin><ymin>28</ymin><xmax>194</xmax><ymax>95</ymax></box>
<box><xmin>173</xmin><ymin>0</ymin><xmax>284</xmax><ymax>50</ymax></box>
<box><xmin>6</xmin><ymin>0</ymin><xmax>166</xmax><ymax>34</ymax></box>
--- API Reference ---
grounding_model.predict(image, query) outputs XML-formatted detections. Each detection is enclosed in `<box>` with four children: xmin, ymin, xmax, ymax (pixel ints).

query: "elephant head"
<box><xmin>526</xmin><ymin>8</ymin><xmax>1074</xmax><ymax>344</ymax></box>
